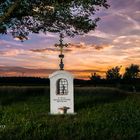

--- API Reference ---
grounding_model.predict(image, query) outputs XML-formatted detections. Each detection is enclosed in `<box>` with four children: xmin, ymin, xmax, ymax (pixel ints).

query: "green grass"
<box><xmin>0</xmin><ymin>86</ymin><xmax>140</xmax><ymax>140</ymax></box>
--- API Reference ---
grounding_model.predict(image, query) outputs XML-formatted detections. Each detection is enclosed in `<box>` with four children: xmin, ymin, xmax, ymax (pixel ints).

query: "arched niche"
<box><xmin>57</xmin><ymin>78</ymin><xmax>68</xmax><ymax>95</ymax></box>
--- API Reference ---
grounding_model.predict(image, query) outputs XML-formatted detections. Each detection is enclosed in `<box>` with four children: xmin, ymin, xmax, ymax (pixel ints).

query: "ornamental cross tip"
<box><xmin>55</xmin><ymin>33</ymin><xmax>68</xmax><ymax>70</ymax></box>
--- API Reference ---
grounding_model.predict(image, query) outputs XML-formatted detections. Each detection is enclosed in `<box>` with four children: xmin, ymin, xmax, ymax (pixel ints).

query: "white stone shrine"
<box><xmin>49</xmin><ymin>71</ymin><xmax>74</xmax><ymax>114</ymax></box>
<box><xmin>49</xmin><ymin>33</ymin><xmax>75</xmax><ymax>115</ymax></box>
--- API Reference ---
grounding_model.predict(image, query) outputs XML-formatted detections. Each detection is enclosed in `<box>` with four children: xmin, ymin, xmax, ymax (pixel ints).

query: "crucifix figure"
<box><xmin>55</xmin><ymin>33</ymin><xmax>68</xmax><ymax>70</ymax></box>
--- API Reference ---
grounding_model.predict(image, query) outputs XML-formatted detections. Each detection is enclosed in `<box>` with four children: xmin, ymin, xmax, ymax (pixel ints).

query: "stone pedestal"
<box><xmin>49</xmin><ymin>70</ymin><xmax>74</xmax><ymax>114</ymax></box>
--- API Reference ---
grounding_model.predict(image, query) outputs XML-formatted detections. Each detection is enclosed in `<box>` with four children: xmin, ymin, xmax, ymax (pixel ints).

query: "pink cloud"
<box><xmin>0</xmin><ymin>49</ymin><xmax>22</xmax><ymax>57</ymax></box>
<box><xmin>69</xmin><ymin>42</ymin><xmax>113</xmax><ymax>52</ymax></box>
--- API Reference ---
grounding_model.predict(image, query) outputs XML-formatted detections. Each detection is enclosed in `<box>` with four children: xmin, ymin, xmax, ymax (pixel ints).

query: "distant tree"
<box><xmin>89</xmin><ymin>72</ymin><xmax>101</xmax><ymax>86</ymax></box>
<box><xmin>90</xmin><ymin>72</ymin><xmax>101</xmax><ymax>81</ymax></box>
<box><xmin>123</xmin><ymin>64</ymin><xmax>140</xmax><ymax>79</ymax></box>
<box><xmin>106</xmin><ymin>66</ymin><xmax>122</xmax><ymax>80</ymax></box>
<box><xmin>0</xmin><ymin>0</ymin><xmax>109</xmax><ymax>41</ymax></box>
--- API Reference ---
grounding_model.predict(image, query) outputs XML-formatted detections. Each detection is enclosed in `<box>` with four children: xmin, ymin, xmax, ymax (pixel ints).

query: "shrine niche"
<box><xmin>57</xmin><ymin>78</ymin><xmax>68</xmax><ymax>95</ymax></box>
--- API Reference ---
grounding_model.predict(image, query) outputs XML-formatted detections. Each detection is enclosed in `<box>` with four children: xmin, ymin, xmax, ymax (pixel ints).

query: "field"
<box><xmin>0</xmin><ymin>86</ymin><xmax>140</xmax><ymax>140</ymax></box>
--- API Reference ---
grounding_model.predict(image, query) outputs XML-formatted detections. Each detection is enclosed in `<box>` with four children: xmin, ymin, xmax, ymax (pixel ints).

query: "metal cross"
<box><xmin>55</xmin><ymin>33</ymin><xmax>68</xmax><ymax>54</ymax></box>
<box><xmin>55</xmin><ymin>33</ymin><xmax>68</xmax><ymax>70</ymax></box>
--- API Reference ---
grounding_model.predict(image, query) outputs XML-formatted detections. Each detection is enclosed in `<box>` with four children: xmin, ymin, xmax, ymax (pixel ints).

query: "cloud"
<box><xmin>0</xmin><ymin>66</ymin><xmax>105</xmax><ymax>73</ymax></box>
<box><xmin>69</xmin><ymin>42</ymin><xmax>113</xmax><ymax>51</ymax></box>
<box><xmin>29</xmin><ymin>43</ymin><xmax>113</xmax><ymax>56</ymax></box>
<box><xmin>135</xmin><ymin>11</ymin><xmax>140</xmax><ymax>14</ymax></box>
<box><xmin>96</xmin><ymin>0</ymin><xmax>140</xmax><ymax>36</ymax></box>
<box><xmin>30</xmin><ymin>48</ymin><xmax>55</xmax><ymax>53</ymax></box>
<box><xmin>69</xmin><ymin>42</ymin><xmax>86</xmax><ymax>49</ymax></box>
<box><xmin>113</xmin><ymin>35</ymin><xmax>140</xmax><ymax>48</ymax></box>
<box><xmin>93</xmin><ymin>44</ymin><xmax>113</xmax><ymax>50</ymax></box>
<box><xmin>0</xmin><ymin>49</ymin><xmax>23</xmax><ymax>57</ymax></box>
<box><xmin>0</xmin><ymin>66</ymin><xmax>54</xmax><ymax>73</ymax></box>
<box><xmin>116</xmin><ymin>13</ymin><xmax>140</xmax><ymax>30</ymax></box>
<box><xmin>87</xmin><ymin>30</ymin><xmax>116</xmax><ymax>39</ymax></box>
<box><xmin>37</xmin><ymin>32</ymin><xmax>57</xmax><ymax>39</ymax></box>
<box><xmin>0</xmin><ymin>66</ymin><xmax>106</xmax><ymax>79</ymax></box>
<box><xmin>30</xmin><ymin>47</ymin><xmax>72</xmax><ymax>54</ymax></box>
<box><xmin>0</xmin><ymin>40</ymin><xmax>23</xmax><ymax>47</ymax></box>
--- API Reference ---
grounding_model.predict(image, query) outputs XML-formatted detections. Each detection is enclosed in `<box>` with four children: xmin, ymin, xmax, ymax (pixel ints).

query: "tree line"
<box><xmin>0</xmin><ymin>64</ymin><xmax>139</xmax><ymax>91</ymax></box>
<box><xmin>90</xmin><ymin>64</ymin><xmax>140</xmax><ymax>81</ymax></box>
<box><xmin>89</xmin><ymin>64</ymin><xmax>140</xmax><ymax>91</ymax></box>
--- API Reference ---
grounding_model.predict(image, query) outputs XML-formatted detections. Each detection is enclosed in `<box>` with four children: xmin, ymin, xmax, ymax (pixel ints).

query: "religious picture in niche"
<box><xmin>57</xmin><ymin>78</ymin><xmax>68</xmax><ymax>95</ymax></box>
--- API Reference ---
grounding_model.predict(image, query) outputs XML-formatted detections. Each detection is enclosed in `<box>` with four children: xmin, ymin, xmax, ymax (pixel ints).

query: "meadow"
<box><xmin>0</xmin><ymin>86</ymin><xmax>140</xmax><ymax>140</ymax></box>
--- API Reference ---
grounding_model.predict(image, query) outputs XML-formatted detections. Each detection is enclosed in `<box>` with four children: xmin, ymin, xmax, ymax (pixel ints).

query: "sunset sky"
<box><xmin>0</xmin><ymin>0</ymin><xmax>140</xmax><ymax>79</ymax></box>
